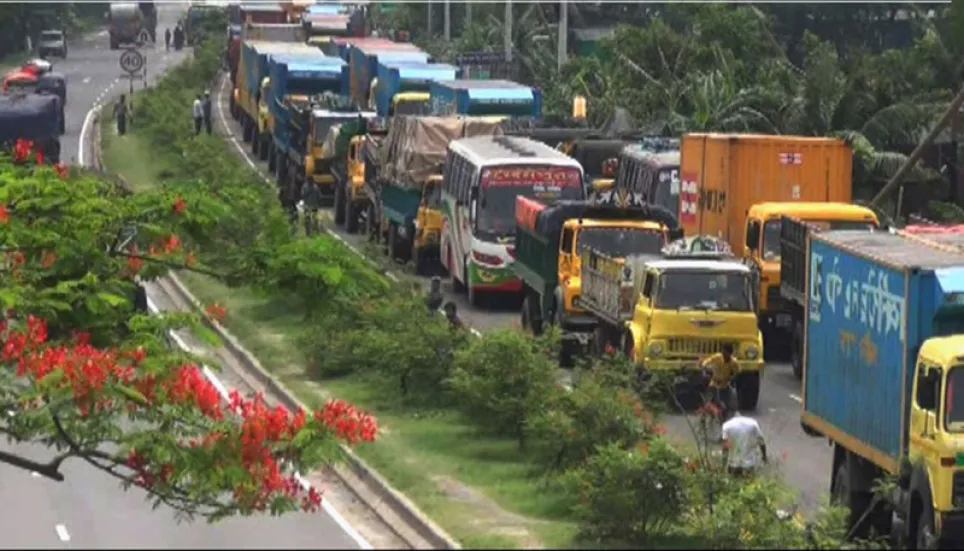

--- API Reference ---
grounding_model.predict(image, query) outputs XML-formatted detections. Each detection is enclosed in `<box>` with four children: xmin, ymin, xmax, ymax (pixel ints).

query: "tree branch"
<box><xmin>0</xmin><ymin>447</ymin><xmax>69</xmax><ymax>481</ymax></box>
<box><xmin>110</xmin><ymin>250</ymin><xmax>228</xmax><ymax>279</ymax></box>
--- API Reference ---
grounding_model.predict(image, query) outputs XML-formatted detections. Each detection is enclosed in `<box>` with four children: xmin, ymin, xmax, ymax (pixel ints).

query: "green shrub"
<box><xmin>568</xmin><ymin>440</ymin><xmax>688</xmax><ymax>546</ymax></box>
<box><xmin>532</xmin><ymin>363</ymin><xmax>662</xmax><ymax>472</ymax></box>
<box><xmin>449</xmin><ymin>329</ymin><xmax>560</xmax><ymax>450</ymax></box>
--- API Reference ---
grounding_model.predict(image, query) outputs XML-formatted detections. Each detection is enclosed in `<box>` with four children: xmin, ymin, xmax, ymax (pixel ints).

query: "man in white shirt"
<box><xmin>192</xmin><ymin>94</ymin><xmax>203</xmax><ymax>135</ymax></box>
<box><xmin>721</xmin><ymin>409</ymin><xmax>768</xmax><ymax>477</ymax></box>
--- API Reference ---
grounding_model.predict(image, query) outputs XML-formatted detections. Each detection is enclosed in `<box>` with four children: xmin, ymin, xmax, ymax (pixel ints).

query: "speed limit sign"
<box><xmin>119</xmin><ymin>48</ymin><xmax>145</xmax><ymax>75</ymax></box>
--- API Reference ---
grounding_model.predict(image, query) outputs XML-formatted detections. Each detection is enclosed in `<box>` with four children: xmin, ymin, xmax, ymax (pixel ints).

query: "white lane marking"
<box><xmin>55</xmin><ymin>524</ymin><xmax>70</xmax><ymax>542</ymax></box>
<box><xmin>214</xmin><ymin>76</ymin><xmax>487</xmax><ymax>338</ymax></box>
<box><xmin>77</xmin><ymin>105</ymin><xmax>100</xmax><ymax>167</ymax></box>
<box><xmin>789</xmin><ymin>394</ymin><xmax>802</xmax><ymax>404</ymax></box>
<box><xmin>145</xmin><ymin>298</ymin><xmax>373</xmax><ymax>550</ymax></box>
<box><xmin>82</xmin><ymin>77</ymin><xmax>91</xmax><ymax>84</ymax></box>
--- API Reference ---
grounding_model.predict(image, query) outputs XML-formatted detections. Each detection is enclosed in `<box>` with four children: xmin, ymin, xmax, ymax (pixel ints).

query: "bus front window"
<box><xmin>476</xmin><ymin>166</ymin><xmax>583</xmax><ymax>238</ymax></box>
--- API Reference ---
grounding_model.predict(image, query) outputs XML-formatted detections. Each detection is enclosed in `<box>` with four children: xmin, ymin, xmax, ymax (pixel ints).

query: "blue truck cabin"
<box><xmin>429</xmin><ymin>79</ymin><xmax>543</xmax><ymax>118</ymax></box>
<box><xmin>374</xmin><ymin>61</ymin><xmax>462</xmax><ymax>117</ymax></box>
<box><xmin>803</xmin><ymin>230</ymin><xmax>964</xmax><ymax>470</ymax></box>
<box><xmin>241</xmin><ymin>41</ymin><xmax>307</xmax><ymax>108</ymax></box>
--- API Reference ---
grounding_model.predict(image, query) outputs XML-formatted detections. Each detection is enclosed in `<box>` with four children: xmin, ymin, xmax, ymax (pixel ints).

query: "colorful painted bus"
<box><xmin>439</xmin><ymin>135</ymin><xmax>586</xmax><ymax>307</ymax></box>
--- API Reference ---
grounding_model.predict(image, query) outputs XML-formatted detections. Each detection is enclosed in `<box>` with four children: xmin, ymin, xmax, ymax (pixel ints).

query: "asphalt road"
<box><xmin>210</xmin><ymin>75</ymin><xmax>836</xmax><ymax>513</ymax></box>
<box><xmin>0</xmin><ymin>4</ymin><xmax>369</xmax><ymax>549</ymax></box>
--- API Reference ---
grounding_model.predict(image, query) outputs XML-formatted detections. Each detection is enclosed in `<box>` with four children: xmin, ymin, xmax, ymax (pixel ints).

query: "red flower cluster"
<box><xmin>10</xmin><ymin>139</ymin><xmax>67</xmax><ymax>180</ymax></box>
<box><xmin>172</xmin><ymin>196</ymin><xmax>186</xmax><ymax>215</ymax></box>
<box><xmin>0</xmin><ymin>316</ymin><xmax>379</xmax><ymax>514</ymax></box>
<box><xmin>205</xmin><ymin>303</ymin><xmax>227</xmax><ymax>322</ymax></box>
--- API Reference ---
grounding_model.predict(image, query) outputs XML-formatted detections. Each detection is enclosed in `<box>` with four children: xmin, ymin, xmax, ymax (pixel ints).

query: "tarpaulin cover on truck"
<box><xmin>0</xmin><ymin>93</ymin><xmax>59</xmax><ymax>143</ymax></box>
<box><xmin>379</xmin><ymin>116</ymin><xmax>504</xmax><ymax>189</ymax></box>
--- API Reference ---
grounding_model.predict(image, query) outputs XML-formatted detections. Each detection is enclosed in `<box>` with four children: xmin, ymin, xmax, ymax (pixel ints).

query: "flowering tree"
<box><xmin>0</xmin><ymin>142</ymin><xmax>378</xmax><ymax>521</ymax></box>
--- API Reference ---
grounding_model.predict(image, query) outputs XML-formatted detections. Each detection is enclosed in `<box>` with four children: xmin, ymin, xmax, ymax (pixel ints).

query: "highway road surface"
<box><xmin>210</xmin><ymin>75</ymin><xmax>835</xmax><ymax>513</ymax></box>
<box><xmin>0</xmin><ymin>4</ymin><xmax>371</xmax><ymax>549</ymax></box>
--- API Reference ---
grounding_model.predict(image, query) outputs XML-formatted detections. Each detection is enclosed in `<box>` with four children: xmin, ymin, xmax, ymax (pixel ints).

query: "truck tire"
<box><xmin>345</xmin><ymin>198</ymin><xmax>359</xmax><ymax>234</ymax></box>
<box><xmin>736</xmin><ymin>372</ymin><xmax>760</xmax><ymax>411</ymax></box>
<box><xmin>791</xmin><ymin>320</ymin><xmax>804</xmax><ymax>380</ymax></box>
<box><xmin>268</xmin><ymin>145</ymin><xmax>276</xmax><ymax>172</ymax></box>
<box><xmin>833</xmin><ymin>463</ymin><xmax>874</xmax><ymax>540</ymax></box>
<box><xmin>916</xmin><ymin>505</ymin><xmax>938</xmax><ymax>550</ymax></box>
<box><xmin>242</xmin><ymin>118</ymin><xmax>252</xmax><ymax>143</ymax></box>
<box><xmin>229</xmin><ymin>94</ymin><xmax>238</xmax><ymax>120</ymax></box>
<box><xmin>251</xmin><ymin>132</ymin><xmax>260</xmax><ymax>156</ymax></box>
<box><xmin>387</xmin><ymin>222</ymin><xmax>399</xmax><ymax>261</ymax></box>
<box><xmin>413</xmin><ymin>244</ymin><xmax>429</xmax><ymax>276</ymax></box>
<box><xmin>521</xmin><ymin>294</ymin><xmax>543</xmax><ymax>335</ymax></box>
<box><xmin>276</xmin><ymin>157</ymin><xmax>286</xmax><ymax>188</ymax></box>
<box><xmin>333</xmin><ymin>183</ymin><xmax>346</xmax><ymax>226</ymax></box>
<box><xmin>258</xmin><ymin>136</ymin><xmax>270</xmax><ymax>162</ymax></box>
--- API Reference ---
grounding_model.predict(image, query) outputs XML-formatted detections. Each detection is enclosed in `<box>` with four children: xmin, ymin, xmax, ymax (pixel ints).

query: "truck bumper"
<box><xmin>560</xmin><ymin>313</ymin><xmax>597</xmax><ymax>333</ymax></box>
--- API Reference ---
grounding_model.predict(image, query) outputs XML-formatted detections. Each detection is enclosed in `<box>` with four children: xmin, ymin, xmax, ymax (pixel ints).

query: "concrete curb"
<box><xmin>91</xmin><ymin>83</ymin><xmax>461</xmax><ymax>551</ymax></box>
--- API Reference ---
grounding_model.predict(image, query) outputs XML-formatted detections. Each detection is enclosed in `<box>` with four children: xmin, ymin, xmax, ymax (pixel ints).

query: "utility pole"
<box><xmin>557</xmin><ymin>0</ymin><xmax>568</xmax><ymax>70</ymax></box>
<box><xmin>504</xmin><ymin>0</ymin><xmax>513</xmax><ymax>64</ymax></box>
<box><xmin>870</xmin><ymin>83</ymin><xmax>964</xmax><ymax>208</ymax></box>
<box><xmin>444</xmin><ymin>0</ymin><xmax>451</xmax><ymax>42</ymax></box>
<box><xmin>426</xmin><ymin>2</ymin><xmax>432</xmax><ymax>38</ymax></box>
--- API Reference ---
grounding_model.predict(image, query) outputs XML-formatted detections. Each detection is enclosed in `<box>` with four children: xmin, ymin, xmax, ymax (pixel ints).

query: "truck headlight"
<box><xmin>744</xmin><ymin>345</ymin><xmax>759</xmax><ymax>360</ymax></box>
<box><xmin>648</xmin><ymin>342</ymin><xmax>663</xmax><ymax>358</ymax></box>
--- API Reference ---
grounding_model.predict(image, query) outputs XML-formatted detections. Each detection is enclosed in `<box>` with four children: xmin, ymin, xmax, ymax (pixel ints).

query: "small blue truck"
<box><xmin>800</xmin><ymin>228</ymin><xmax>964</xmax><ymax>546</ymax></box>
<box><xmin>373</xmin><ymin>61</ymin><xmax>462</xmax><ymax>117</ymax></box>
<box><xmin>428</xmin><ymin>79</ymin><xmax>543</xmax><ymax>118</ymax></box>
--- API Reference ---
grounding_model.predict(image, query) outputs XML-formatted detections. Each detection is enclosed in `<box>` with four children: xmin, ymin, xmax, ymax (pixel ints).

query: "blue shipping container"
<box><xmin>267</xmin><ymin>55</ymin><xmax>348</xmax><ymax>155</ymax></box>
<box><xmin>428</xmin><ymin>79</ymin><xmax>543</xmax><ymax>118</ymax></box>
<box><xmin>803</xmin><ymin>230</ymin><xmax>964</xmax><ymax>468</ymax></box>
<box><xmin>348</xmin><ymin>45</ymin><xmax>428</xmax><ymax>105</ymax></box>
<box><xmin>374</xmin><ymin>61</ymin><xmax>461</xmax><ymax>116</ymax></box>
<box><xmin>241</xmin><ymin>41</ymin><xmax>307</xmax><ymax>113</ymax></box>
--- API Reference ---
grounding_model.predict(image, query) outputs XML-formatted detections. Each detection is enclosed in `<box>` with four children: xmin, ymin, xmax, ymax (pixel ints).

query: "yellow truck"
<box><xmin>513</xmin><ymin>197</ymin><xmax>680</xmax><ymax>366</ymax></box>
<box><xmin>800</xmin><ymin>227</ymin><xmax>964</xmax><ymax>546</ymax></box>
<box><xmin>679</xmin><ymin>133</ymin><xmax>857</xmax><ymax>360</ymax></box>
<box><xmin>767</xmin><ymin>204</ymin><xmax>880</xmax><ymax>379</ymax></box>
<box><xmin>578</xmin><ymin>241</ymin><xmax>765</xmax><ymax>410</ymax></box>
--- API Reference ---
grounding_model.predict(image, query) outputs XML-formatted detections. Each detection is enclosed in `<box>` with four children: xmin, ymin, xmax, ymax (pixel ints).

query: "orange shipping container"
<box><xmin>679</xmin><ymin>133</ymin><xmax>852</xmax><ymax>257</ymax></box>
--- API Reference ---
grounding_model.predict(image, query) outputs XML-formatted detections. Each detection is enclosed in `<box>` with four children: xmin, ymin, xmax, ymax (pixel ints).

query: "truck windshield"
<box><xmin>393</xmin><ymin>99</ymin><xmax>430</xmax><ymax>116</ymax></box>
<box><xmin>313</xmin><ymin>117</ymin><xmax>347</xmax><ymax>143</ymax></box>
<box><xmin>762</xmin><ymin>219</ymin><xmax>877</xmax><ymax>261</ymax></box>
<box><xmin>41</xmin><ymin>31</ymin><xmax>62</xmax><ymax>41</ymax></box>
<box><xmin>946</xmin><ymin>367</ymin><xmax>964</xmax><ymax>431</ymax></box>
<box><xmin>288</xmin><ymin>78</ymin><xmax>340</xmax><ymax>98</ymax></box>
<box><xmin>477</xmin><ymin>166</ymin><xmax>583</xmax><ymax>238</ymax></box>
<box><xmin>654</xmin><ymin>271</ymin><xmax>751</xmax><ymax>312</ymax></box>
<box><xmin>576</xmin><ymin>227</ymin><xmax>664</xmax><ymax>257</ymax></box>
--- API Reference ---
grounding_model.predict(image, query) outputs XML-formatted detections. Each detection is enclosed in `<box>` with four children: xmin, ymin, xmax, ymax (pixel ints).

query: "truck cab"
<box><xmin>745</xmin><ymin>202</ymin><xmax>878</xmax><ymax>364</ymax></box>
<box><xmin>625</xmin><ymin>256</ymin><xmax>764</xmax><ymax>409</ymax></box>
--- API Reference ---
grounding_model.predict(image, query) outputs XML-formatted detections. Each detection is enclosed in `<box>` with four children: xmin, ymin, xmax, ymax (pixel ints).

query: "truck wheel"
<box><xmin>365</xmin><ymin>203</ymin><xmax>379</xmax><ymax>243</ymax></box>
<box><xmin>242</xmin><ymin>118</ymin><xmax>252</xmax><ymax>143</ymax></box>
<box><xmin>345</xmin><ymin>198</ymin><xmax>359</xmax><ymax>234</ymax></box>
<box><xmin>251</xmin><ymin>132</ymin><xmax>260</xmax><ymax>156</ymax></box>
<box><xmin>916</xmin><ymin>506</ymin><xmax>938</xmax><ymax>550</ymax></box>
<box><xmin>276</xmin><ymin>158</ymin><xmax>286</xmax><ymax>188</ymax></box>
<box><xmin>736</xmin><ymin>372</ymin><xmax>760</xmax><ymax>411</ymax></box>
<box><xmin>387</xmin><ymin>222</ymin><xmax>399</xmax><ymax>261</ymax></box>
<box><xmin>229</xmin><ymin>95</ymin><xmax>238</xmax><ymax>120</ymax></box>
<box><xmin>333</xmin><ymin>184</ymin><xmax>346</xmax><ymax>226</ymax></box>
<box><xmin>791</xmin><ymin>321</ymin><xmax>804</xmax><ymax>380</ymax></box>
<box><xmin>833</xmin><ymin>463</ymin><xmax>873</xmax><ymax>540</ymax></box>
<box><xmin>268</xmin><ymin>146</ymin><xmax>276</xmax><ymax>172</ymax></box>
<box><xmin>521</xmin><ymin>295</ymin><xmax>543</xmax><ymax>335</ymax></box>
<box><xmin>413</xmin><ymin>245</ymin><xmax>428</xmax><ymax>276</ymax></box>
<box><xmin>258</xmin><ymin>136</ymin><xmax>270</xmax><ymax>162</ymax></box>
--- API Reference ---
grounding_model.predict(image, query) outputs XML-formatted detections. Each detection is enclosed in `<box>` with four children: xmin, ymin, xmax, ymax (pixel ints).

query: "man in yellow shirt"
<box><xmin>701</xmin><ymin>343</ymin><xmax>740</xmax><ymax>419</ymax></box>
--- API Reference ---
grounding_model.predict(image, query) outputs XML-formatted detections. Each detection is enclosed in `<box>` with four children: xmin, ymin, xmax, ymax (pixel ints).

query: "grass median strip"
<box><xmin>101</xmin><ymin>116</ymin><xmax>578</xmax><ymax>549</ymax></box>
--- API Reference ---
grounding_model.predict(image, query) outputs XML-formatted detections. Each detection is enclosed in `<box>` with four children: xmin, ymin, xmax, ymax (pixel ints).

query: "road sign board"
<box><xmin>119</xmin><ymin>48</ymin><xmax>145</xmax><ymax>75</ymax></box>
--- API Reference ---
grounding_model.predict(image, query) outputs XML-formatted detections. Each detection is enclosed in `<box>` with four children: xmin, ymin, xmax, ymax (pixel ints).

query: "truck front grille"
<box><xmin>953</xmin><ymin>471</ymin><xmax>964</xmax><ymax>508</ymax></box>
<box><xmin>667</xmin><ymin>339</ymin><xmax>737</xmax><ymax>358</ymax></box>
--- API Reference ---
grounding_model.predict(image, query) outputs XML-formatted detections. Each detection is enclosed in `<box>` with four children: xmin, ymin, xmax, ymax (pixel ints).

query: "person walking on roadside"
<box><xmin>443</xmin><ymin>302</ymin><xmax>463</xmax><ymax>331</ymax></box>
<box><xmin>164</xmin><ymin>27</ymin><xmax>171</xmax><ymax>52</ymax></box>
<box><xmin>202</xmin><ymin>90</ymin><xmax>213</xmax><ymax>135</ymax></box>
<box><xmin>425</xmin><ymin>277</ymin><xmax>444</xmax><ymax>313</ymax></box>
<box><xmin>114</xmin><ymin>94</ymin><xmax>130</xmax><ymax>136</ymax></box>
<box><xmin>192</xmin><ymin>93</ymin><xmax>203</xmax><ymax>136</ymax></box>
<box><xmin>721</xmin><ymin>409</ymin><xmax>768</xmax><ymax>478</ymax></box>
<box><xmin>301</xmin><ymin>180</ymin><xmax>321</xmax><ymax>236</ymax></box>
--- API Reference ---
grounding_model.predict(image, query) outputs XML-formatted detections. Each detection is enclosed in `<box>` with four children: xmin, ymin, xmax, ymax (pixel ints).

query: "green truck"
<box><xmin>514</xmin><ymin>196</ymin><xmax>681</xmax><ymax>365</ymax></box>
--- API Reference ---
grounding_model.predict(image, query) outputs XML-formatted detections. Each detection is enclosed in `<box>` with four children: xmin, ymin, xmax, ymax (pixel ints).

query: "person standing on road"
<box><xmin>114</xmin><ymin>94</ymin><xmax>130</xmax><ymax>136</ymax></box>
<box><xmin>164</xmin><ymin>27</ymin><xmax>171</xmax><ymax>52</ymax></box>
<box><xmin>700</xmin><ymin>343</ymin><xmax>740</xmax><ymax>421</ymax></box>
<box><xmin>192</xmin><ymin>94</ymin><xmax>203</xmax><ymax>136</ymax></box>
<box><xmin>301</xmin><ymin>180</ymin><xmax>321</xmax><ymax>236</ymax></box>
<box><xmin>721</xmin><ymin>409</ymin><xmax>768</xmax><ymax>478</ymax></box>
<box><xmin>202</xmin><ymin>90</ymin><xmax>213</xmax><ymax>135</ymax></box>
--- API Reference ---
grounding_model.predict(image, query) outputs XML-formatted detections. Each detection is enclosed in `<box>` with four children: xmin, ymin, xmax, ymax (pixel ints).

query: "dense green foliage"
<box><xmin>0</xmin><ymin>2</ymin><xmax>107</xmax><ymax>61</ymax></box>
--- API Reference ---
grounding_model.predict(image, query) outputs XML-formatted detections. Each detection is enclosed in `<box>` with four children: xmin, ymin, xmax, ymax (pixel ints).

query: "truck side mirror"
<box><xmin>746</xmin><ymin>221</ymin><xmax>761</xmax><ymax>250</ymax></box>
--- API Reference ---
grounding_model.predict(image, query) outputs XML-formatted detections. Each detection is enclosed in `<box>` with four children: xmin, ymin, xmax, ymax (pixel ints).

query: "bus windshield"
<box><xmin>477</xmin><ymin>166</ymin><xmax>583</xmax><ymax>238</ymax></box>
<box><xmin>576</xmin><ymin>227</ymin><xmax>664</xmax><ymax>257</ymax></box>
